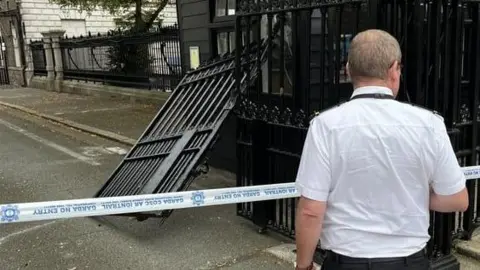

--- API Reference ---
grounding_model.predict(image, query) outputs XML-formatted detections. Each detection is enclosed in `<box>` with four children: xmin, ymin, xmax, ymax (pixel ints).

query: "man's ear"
<box><xmin>346</xmin><ymin>62</ymin><xmax>350</xmax><ymax>77</ymax></box>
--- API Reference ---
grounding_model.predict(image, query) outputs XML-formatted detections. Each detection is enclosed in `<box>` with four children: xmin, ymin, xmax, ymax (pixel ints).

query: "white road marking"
<box><xmin>105</xmin><ymin>146</ymin><xmax>128</xmax><ymax>155</ymax></box>
<box><xmin>0</xmin><ymin>94</ymin><xmax>31</xmax><ymax>99</ymax></box>
<box><xmin>0</xmin><ymin>118</ymin><xmax>101</xmax><ymax>166</ymax></box>
<box><xmin>80</xmin><ymin>107</ymin><xmax>129</xmax><ymax>114</ymax></box>
<box><xmin>0</xmin><ymin>221</ymin><xmax>56</xmax><ymax>245</ymax></box>
<box><xmin>80</xmin><ymin>146</ymin><xmax>128</xmax><ymax>156</ymax></box>
<box><xmin>80</xmin><ymin>146</ymin><xmax>110</xmax><ymax>157</ymax></box>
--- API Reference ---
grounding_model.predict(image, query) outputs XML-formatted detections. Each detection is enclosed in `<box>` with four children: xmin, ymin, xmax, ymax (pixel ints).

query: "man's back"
<box><xmin>294</xmin><ymin>30</ymin><xmax>467</xmax><ymax>270</ymax></box>
<box><xmin>297</xmin><ymin>87</ymin><xmax>458</xmax><ymax>258</ymax></box>
<box><xmin>319</xmin><ymin>93</ymin><xmax>442</xmax><ymax>257</ymax></box>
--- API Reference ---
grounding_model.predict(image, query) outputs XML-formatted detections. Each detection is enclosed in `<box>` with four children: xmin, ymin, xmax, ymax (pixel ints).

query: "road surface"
<box><xmin>0</xmin><ymin>106</ymin><xmax>292</xmax><ymax>270</ymax></box>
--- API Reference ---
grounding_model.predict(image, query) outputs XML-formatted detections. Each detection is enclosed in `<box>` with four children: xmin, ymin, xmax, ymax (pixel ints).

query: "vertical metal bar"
<box><xmin>251</xmin><ymin>118</ymin><xmax>271</xmax><ymax>231</ymax></box>
<box><xmin>334</xmin><ymin>6</ymin><xmax>342</xmax><ymax>102</ymax></box>
<box><xmin>393</xmin><ymin>0</ymin><xmax>398</xmax><ymax>35</ymax></box>
<box><xmin>246</xmin><ymin>15</ymin><xmax>252</xmax><ymax>97</ymax></box>
<box><xmin>326</xmin><ymin>8</ymin><xmax>335</xmax><ymax>107</ymax></box>
<box><xmin>291</xmin><ymin>0</ymin><xmax>299</xmax><ymax>111</ymax></box>
<box><xmin>423</xmin><ymin>1</ymin><xmax>432</xmax><ymax>108</ymax></box>
<box><xmin>267</xmin><ymin>13</ymin><xmax>274</xmax><ymax>97</ymax></box>
<box><xmin>319</xmin><ymin>8</ymin><xmax>327</xmax><ymax>109</ymax></box>
<box><xmin>432</xmin><ymin>0</ymin><xmax>441</xmax><ymax>111</ymax></box>
<box><xmin>280</xmin><ymin>2</ymin><xmax>286</xmax><ymax>108</ymax></box>
<box><xmin>442</xmin><ymin>1</ymin><xmax>451</xmax><ymax>119</ymax></box>
<box><xmin>400</xmin><ymin>0</ymin><xmax>409</xmax><ymax>103</ymax></box>
<box><xmin>235</xmin><ymin>15</ymin><xmax>243</xmax><ymax>97</ymax></box>
<box><xmin>256</xmin><ymin>14</ymin><xmax>262</xmax><ymax>101</ymax></box>
<box><xmin>414</xmin><ymin>0</ymin><xmax>425</xmax><ymax>105</ymax></box>
<box><xmin>304</xmin><ymin>10</ymin><xmax>312</xmax><ymax>114</ymax></box>
<box><xmin>236</xmin><ymin>116</ymin><xmax>243</xmax><ymax>215</ymax></box>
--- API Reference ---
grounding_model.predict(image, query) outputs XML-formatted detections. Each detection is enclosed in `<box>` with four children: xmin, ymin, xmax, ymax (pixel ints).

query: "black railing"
<box><xmin>30</xmin><ymin>40</ymin><xmax>47</xmax><ymax>76</ymax></box>
<box><xmin>234</xmin><ymin>0</ymin><xmax>480</xmax><ymax>268</ymax></box>
<box><xmin>60</xmin><ymin>25</ymin><xmax>182</xmax><ymax>91</ymax></box>
<box><xmin>30</xmin><ymin>25</ymin><xmax>183</xmax><ymax>91</ymax></box>
<box><xmin>378</xmin><ymin>0</ymin><xmax>480</xmax><ymax>246</ymax></box>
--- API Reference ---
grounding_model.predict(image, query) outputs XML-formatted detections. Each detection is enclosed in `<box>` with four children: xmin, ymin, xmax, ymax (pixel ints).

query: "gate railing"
<box><xmin>235</xmin><ymin>0</ymin><xmax>480</xmax><ymax>268</ymax></box>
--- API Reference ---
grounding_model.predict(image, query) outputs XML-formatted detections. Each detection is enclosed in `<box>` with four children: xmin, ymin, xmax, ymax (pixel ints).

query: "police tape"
<box><xmin>2</xmin><ymin>165</ymin><xmax>480</xmax><ymax>224</ymax></box>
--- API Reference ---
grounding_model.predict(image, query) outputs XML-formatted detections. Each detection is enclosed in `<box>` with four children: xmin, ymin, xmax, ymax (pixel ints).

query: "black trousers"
<box><xmin>321</xmin><ymin>250</ymin><xmax>431</xmax><ymax>270</ymax></box>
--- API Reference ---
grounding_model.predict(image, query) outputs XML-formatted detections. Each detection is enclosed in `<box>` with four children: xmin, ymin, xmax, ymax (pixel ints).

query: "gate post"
<box><xmin>251</xmin><ymin>116</ymin><xmax>274</xmax><ymax>232</ymax></box>
<box><xmin>50</xmin><ymin>30</ymin><xmax>65</xmax><ymax>91</ymax></box>
<box><xmin>41</xmin><ymin>30</ymin><xmax>64</xmax><ymax>91</ymax></box>
<box><xmin>40</xmin><ymin>32</ymin><xmax>54</xmax><ymax>91</ymax></box>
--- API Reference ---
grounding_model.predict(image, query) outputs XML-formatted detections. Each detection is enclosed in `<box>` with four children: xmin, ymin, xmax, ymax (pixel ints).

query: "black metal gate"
<box><xmin>235</xmin><ymin>0</ymin><xmax>480</xmax><ymax>269</ymax></box>
<box><xmin>235</xmin><ymin>0</ymin><xmax>366</xmax><ymax>236</ymax></box>
<box><xmin>95</xmin><ymin>44</ymin><xmax>266</xmax><ymax>221</ymax></box>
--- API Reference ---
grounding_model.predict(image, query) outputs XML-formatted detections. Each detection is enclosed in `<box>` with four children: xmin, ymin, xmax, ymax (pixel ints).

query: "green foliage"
<box><xmin>49</xmin><ymin>0</ymin><xmax>170</xmax><ymax>32</ymax></box>
<box><xmin>107</xmin><ymin>42</ymin><xmax>153</xmax><ymax>75</ymax></box>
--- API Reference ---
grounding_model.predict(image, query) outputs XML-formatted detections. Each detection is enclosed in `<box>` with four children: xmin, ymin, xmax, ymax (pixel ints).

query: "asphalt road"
<box><xmin>0</xmin><ymin>106</ymin><xmax>292</xmax><ymax>270</ymax></box>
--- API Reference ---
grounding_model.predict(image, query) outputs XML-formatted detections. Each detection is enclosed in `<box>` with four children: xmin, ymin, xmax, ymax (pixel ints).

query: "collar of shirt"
<box><xmin>350</xmin><ymin>86</ymin><xmax>394</xmax><ymax>99</ymax></box>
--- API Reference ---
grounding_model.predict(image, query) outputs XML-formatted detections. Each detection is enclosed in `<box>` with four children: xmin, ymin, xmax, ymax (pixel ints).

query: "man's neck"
<box><xmin>353</xmin><ymin>80</ymin><xmax>389</xmax><ymax>90</ymax></box>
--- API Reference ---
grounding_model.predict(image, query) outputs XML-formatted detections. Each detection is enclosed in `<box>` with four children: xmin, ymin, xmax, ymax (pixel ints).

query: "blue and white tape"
<box><xmin>0</xmin><ymin>183</ymin><xmax>297</xmax><ymax>224</ymax></box>
<box><xmin>2</xmin><ymin>165</ymin><xmax>480</xmax><ymax>224</ymax></box>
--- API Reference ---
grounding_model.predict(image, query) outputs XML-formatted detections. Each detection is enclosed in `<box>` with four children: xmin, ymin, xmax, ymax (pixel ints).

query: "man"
<box><xmin>294</xmin><ymin>29</ymin><xmax>469</xmax><ymax>270</ymax></box>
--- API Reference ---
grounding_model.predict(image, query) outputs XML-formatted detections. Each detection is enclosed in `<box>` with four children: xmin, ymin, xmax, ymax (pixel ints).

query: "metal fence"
<box><xmin>234</xmin><ymin>0</ymin><xmax>480</xmax><ymax>268</ymax></box>
<box><xmin>30</xmin><ymin>25</ymin><xmax>183</xmax><ymax>91</ymax></box>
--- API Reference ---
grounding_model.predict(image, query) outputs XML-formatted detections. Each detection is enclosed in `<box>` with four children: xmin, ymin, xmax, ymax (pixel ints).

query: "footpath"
<box><xmin>1</xmin><ymin>87</ymin><xmax>480</xmax><ymax>269</ymax></box>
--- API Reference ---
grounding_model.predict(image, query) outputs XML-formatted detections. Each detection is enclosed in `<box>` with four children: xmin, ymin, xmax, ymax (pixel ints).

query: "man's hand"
<box><xmin>295</xmin><ymin>196</ymin><xmax>327</xmax><ymax>268</ymax></box>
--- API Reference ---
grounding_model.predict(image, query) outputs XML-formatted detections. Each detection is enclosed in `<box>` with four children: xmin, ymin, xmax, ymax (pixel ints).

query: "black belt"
<box><xmin>350</xmin><ymin>93</ymin><xmax>395</xmax><ymax>100</ymax></box>
<box><xmin>325</xmin><ymin>248</ymin><xmax>427</xmax><ymax>264</ymax></box>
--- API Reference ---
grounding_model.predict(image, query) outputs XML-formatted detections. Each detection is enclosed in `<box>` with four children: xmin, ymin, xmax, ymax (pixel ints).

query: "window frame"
<box><xmin>210</xmin><ymin>0</ymin><xmax>236</xmax><ymax>23</ymax></box>
<box><xmin>211</xmin><ymin>28</ymin><xmax>236</xmax><ymax>57</ymax></box>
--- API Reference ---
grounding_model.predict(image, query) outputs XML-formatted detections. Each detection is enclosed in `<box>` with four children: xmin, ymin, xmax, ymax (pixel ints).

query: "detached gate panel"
<box><xmin>95</xmin><ymin>43</ymin><xmax>266</xmax><ymax>210</ymax></box>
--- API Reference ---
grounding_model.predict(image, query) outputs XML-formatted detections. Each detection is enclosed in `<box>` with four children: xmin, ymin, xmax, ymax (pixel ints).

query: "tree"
<box><xmin>50</xmin><ymin>0</ymin><xmax>170</xmax><ymax>32</ymax></box>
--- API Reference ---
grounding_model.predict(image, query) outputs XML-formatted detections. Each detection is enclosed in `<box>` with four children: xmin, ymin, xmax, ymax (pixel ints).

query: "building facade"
<box><xmin>0</xmin><ymin>0</ymin><xmax>178</xmax><ymax>86</ymax></box>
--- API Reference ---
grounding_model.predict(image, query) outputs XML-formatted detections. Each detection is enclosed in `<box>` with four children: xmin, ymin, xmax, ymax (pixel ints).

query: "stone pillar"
<box><xmin>41</xmin><ymin>30</ymin><xmax>65</xmax><ymax>91</ymax></box>
<box><xmin>24</xmin><ymin>39</ymin><xmax>34</xmax><ymax>86</ymax></box>
<box><xmin>50</xmin><ymin>30</ymin><xmax>65</xmax><ymax>80</ymax></box>
<box><xmin>41</xmin><ymin>34</ymin><xmax>54</xmax><ymax>81</ymax></box>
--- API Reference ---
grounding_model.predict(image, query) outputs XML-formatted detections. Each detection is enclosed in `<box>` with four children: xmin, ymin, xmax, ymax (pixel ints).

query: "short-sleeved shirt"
<box><xmin>295</xmin><ymin>86</ymin><xmax>466</xmax><ymax>258</ymax></box>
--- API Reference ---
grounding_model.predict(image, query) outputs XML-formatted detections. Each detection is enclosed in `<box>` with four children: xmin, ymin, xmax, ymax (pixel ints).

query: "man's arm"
<box><xmin>430</xmin><ymin>188</ymin><xmax>468</xmax><ymax>212</ymax></box>
<box><xmin>295</xmin><ymin>118</ymin><xmax>331</xmax><ymax>269</ymax></box>
<box><xmin>295</xmin><ymin>197</ymin><xmax>326</xmax><ymax>269</ymax></box>
<box><xmin>429</xmin><ymin>116</ymin><xmax>468</xmax><ymax>213</ymax></box>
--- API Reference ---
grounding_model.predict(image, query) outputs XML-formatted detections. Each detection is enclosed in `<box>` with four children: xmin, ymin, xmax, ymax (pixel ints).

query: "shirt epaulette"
<box><xmin>310</xmin><ymin>101</ymin><xmax>348</xmax><ymax>122</ymax></box>
<box><xmin>399</xmin><ymin>101</ymin><xmax>444</xmax><ymax>120</ymax></box>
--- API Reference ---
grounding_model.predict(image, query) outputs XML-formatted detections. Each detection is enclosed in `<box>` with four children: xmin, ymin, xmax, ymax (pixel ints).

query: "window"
<box><xmin>215</xmin><ymin>0</ymin><xmax>235</xmax><ymax>17</ymax></box>
<box><xmin>216</xmin><ymin>31</ymin><xmax>235</xmax><ymax>55</ymax></box>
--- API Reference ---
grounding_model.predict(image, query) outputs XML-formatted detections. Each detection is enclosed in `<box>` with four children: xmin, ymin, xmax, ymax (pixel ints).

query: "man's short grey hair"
<box><xmin>347</xmin><ymin>29</ymin><xmax>402</xmax><ymax>82</ymax></box>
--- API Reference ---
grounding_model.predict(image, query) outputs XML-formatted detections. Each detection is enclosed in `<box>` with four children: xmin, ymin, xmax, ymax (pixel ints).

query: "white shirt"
<box><xmin>295</xmin><ymin>86</ymin><xmax>466</xmax><ymax>258</ymax></box>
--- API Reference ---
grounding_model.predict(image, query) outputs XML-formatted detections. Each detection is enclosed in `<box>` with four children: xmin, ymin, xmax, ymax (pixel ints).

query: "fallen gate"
<box><xmin>94</xmin><ymin>41</ymin><xmax>267</xmax><ymax>222</ymax></box>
